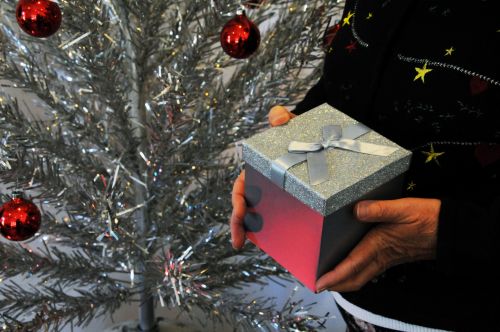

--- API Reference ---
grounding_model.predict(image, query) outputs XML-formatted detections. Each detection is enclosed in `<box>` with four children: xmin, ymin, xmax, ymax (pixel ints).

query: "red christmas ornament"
<box><xmin>0</xmin><ymin>193</ymin><xmax>41</xmax><ymax>241</ymax></box>
<box><xmin>16</xmin><ymin>0</ymin><xmax>62</xmax><ymax>38</ymax></box>
<box><xmin>220</xmin><ymin>12</ymin><xmax>260</xmax><ymax>59</ymax></box>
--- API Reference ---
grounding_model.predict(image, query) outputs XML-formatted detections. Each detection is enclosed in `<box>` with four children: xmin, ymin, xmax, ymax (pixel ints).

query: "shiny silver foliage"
<box><xmin>0</xmin><ymin>0</ymin><xmax>343</xmax><ymax>330</ymax></box>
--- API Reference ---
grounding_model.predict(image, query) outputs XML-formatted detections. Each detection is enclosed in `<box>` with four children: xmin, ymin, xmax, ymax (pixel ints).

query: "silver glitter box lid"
<box><xmin>242</xmin><ymin>103</ymin><xmax>412</xmax><ymax>216</ymax></box>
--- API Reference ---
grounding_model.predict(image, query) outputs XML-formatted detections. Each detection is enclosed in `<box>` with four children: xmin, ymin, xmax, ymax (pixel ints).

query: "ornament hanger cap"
<box><xmin>12</xmin><ymin>191</ymin><xmax>24</xmax><ymax>199</ymax></box>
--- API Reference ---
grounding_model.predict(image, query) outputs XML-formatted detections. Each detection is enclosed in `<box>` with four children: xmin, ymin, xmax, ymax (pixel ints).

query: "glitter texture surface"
<box><xmin>242</xmin><ymin>104</ymin><xmax>412</xmax><ymax>216</ymax></box>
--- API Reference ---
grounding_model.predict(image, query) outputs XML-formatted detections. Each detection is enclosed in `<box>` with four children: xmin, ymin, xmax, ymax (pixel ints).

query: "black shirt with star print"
<box><xmin>293</xmin><ymin>0</ymin><xmax>500</xmax><ymax>330</ymax></box>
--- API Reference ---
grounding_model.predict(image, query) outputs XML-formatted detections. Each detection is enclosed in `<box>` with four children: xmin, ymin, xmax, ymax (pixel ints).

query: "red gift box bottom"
<box><xmin>244</xmin><ymin>164</ymin><xmax>405</xmax><ymax>291</ymax></box>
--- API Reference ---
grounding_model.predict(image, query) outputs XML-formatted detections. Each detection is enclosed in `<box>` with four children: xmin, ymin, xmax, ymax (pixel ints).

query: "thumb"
<box><xmin>354</xmin><ymin>199</ymin><xmax>408</xmax><ymax>223</ymax></box>
<box><xmin>268</xmin><ymin>105</ymin><xmax>296</xmax><ymax>127</ymax></box>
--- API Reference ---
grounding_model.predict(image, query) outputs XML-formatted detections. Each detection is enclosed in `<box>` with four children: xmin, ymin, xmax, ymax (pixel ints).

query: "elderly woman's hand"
<box><xmin>230</xmin><ymin>106</ymin><xmax>296</xmax><ymax>249</ymax></box>
<box><xmin>316</xmin><ymin>197</ymin><xmax>441</xmax><ymax>292</ymax></box>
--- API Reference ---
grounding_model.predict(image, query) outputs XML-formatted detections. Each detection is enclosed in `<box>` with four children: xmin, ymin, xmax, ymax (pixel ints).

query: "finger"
<box><xmin>230</xmin><ymin>201</ymin><xmax>246</xmax><ymax>249</ymax></box>
<box><xmin>268</xmin><ymin>105</ymin><xmax>296</xmax><ymax>127</ymax></box>
<box><xmin>354</xmin><ymin>199</ymin><xmax>411</xmax><ymax>223</ymax></box>
<box><xmin>327</xmin><ymin>256</ymin><xmax>386</xmax><ymax>292</ymax></box>
<box><xmin>230</xmin><ymin>172</ymin><xmax>246</xmax><ymax>249</ymax></box>
<box><xmin>231</xmin><ymin>171</ymin><xmax>245</xmax><ymax>202</ymax></box>
<box><xmin>316</xmin><ymin>230</ymin><xmax>382</xmax><ymax>292</ymax></box>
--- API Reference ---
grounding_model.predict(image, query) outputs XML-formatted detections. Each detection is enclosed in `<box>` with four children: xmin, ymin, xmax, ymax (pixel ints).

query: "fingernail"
<box><xmin>356</xmin><ymin>201</ymin><xmax>368</xmax><ymax>220</ymax></box>
<box><xmin>315</xmin><ymin>281</ymin><xmax>326</xmax><ymax>292</ymax></box>
<box><xmin>231</xmin><ymin>241</ymin><xmax>240</xmax><ymax>250</ymax></box>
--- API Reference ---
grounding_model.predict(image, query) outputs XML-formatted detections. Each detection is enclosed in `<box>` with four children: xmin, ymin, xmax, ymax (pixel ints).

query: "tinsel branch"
<box><xmin>0</xmin><ymin>101</ymin><xmax>135</xmax><ymax>254</ymax></box>
<box><xmin>0</xmin><ymin>281</ymin><xmax>132</xmax><ymax>331</ymax></box>
<box><xmin>0</xmin><ymin>241</ymin><xmax>123</xmax><ymax>286</ymax></box>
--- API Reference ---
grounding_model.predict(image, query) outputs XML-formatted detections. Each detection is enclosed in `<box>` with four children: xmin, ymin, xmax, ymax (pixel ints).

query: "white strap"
<box><xmin>332</xmin><ymin>292</ymin><xmax>452</xmax><ymax>332</ymax></box>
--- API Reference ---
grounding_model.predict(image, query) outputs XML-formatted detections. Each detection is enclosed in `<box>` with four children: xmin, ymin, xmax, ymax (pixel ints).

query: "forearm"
<box><xmin>437</xmin><ymin>194</ymin><xmax>500</xmax><ymax>276</ymax></box>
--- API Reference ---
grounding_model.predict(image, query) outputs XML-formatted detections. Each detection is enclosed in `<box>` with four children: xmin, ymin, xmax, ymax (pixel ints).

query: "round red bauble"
<box><xmin>220</xmin><ymin>12</ymin><xmax>260</xmax><ymax>59</ymax></box>
<box><xmin>16</xmin><ymin>0</ymin><xmax>62</xmax><ymax>38</ymax></box>
<box><xmin>0</xmin><ymin>194</ymin><xmax>41</xmax><ymax>241</ymax></box>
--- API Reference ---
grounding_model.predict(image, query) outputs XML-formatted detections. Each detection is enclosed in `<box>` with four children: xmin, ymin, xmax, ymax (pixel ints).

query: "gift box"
<box><xmin>242</xmin><ymin>103</ymin><xmax>412</xmax><ymax>291</ymax></box>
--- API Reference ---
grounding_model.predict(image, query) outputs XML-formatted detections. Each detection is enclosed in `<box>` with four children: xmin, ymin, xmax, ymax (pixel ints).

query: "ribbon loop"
<box><xmin>288</xmin><ymin>141</ymin><xmax>323</xmax><ymax>153</ymax></box>
<box><xmin>323</xmin><ymin>125</ymin><xmax>342</xmax><ymax>141</ymax></box>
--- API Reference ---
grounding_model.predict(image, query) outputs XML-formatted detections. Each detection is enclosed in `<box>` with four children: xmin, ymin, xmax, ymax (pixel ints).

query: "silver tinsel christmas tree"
<box><xmin>0</xmin><ymin>0</ymin><xmax>343</xmax><ymax>330</ymax></box>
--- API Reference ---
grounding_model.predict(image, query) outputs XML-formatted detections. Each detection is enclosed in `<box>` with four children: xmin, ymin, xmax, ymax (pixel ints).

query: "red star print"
<box><xmin>323</xmin><ymin>23</ymin><xmax>341</xmax><ymax>49</ymax></box>
<box><xmin>345</xmin><ymin>40</ymin><xmax>358</xmax><ymax>53</ymax></box>
<box><xmin>474</xmin><ymin>144</ymin><xmax>500</xmax><ymax>167</ymax></box>
<box><xmin>470</xmin><ymin>77</ymin><xmax>489</xmax><ymax>96</ymax></box>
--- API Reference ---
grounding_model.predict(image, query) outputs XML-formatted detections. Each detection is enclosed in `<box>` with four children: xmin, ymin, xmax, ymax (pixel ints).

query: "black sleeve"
<box><xmin>292</xmin><ymin>77</ymin><xmax>326</xmax><ymax>115</ymax></box>
<box><xmin>436</xmin><ymin>160</ymin><xmax>500</xmax><ymax>279</ymax></box>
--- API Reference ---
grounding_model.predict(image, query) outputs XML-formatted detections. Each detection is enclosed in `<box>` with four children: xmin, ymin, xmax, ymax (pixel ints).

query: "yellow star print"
<box><xmin>421</xmin><ymin>144</ymin><xmax>445</xmax><ymax>166</ymax></box>
<box><xmin>343</xmin><ymin>11</ymin><xmax>354</xmax><ymax>26</ymax></box>
<box><xmin>407</xmin><ymin>181</ymin><xmax>416</xmax><ymax>191</ymax></box>
<box><xmin>414</xmin><ymin>61</ymin><xmax>433</xmax><ymax>83</ymax></box>
<box><xmin>366</xmin><ymin>12</ymin><xmax>373</xmax><ymax>19</ymax></box>
<box><xmin>444</xmin><ymin>47</ymin><xmax>454</xmax><ymax>56</ymax></box>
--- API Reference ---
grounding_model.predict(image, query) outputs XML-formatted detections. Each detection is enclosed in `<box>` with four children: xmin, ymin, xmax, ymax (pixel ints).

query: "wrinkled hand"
<box><xmin>316</xmin><ymin>198</ymin><xmax>441</xmax><ymax>292</ymax></box>
<box><xmin>230</xmin><ymin>106</ymin><xmax>296</xmax><ymax>249</ymax></box>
